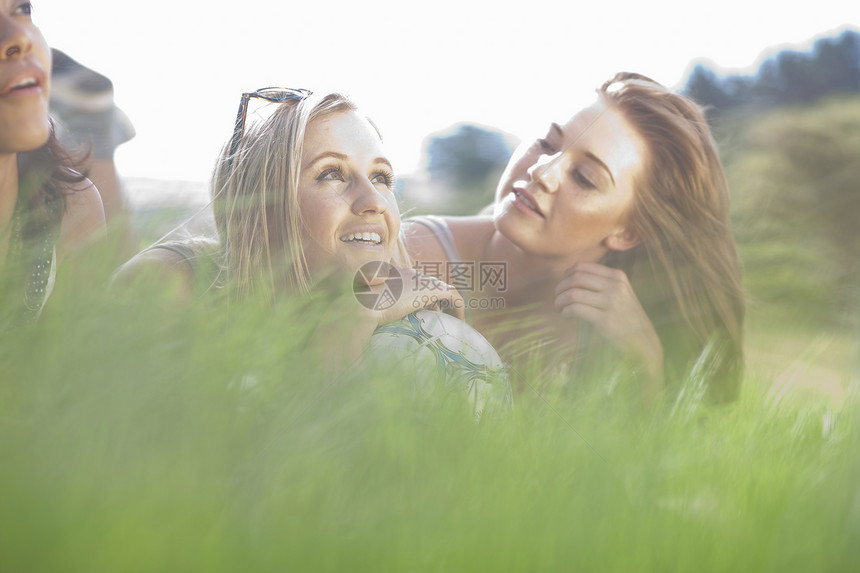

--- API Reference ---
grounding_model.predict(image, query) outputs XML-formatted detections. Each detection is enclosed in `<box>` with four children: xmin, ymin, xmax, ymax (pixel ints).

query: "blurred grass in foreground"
<box><xmin>2</xmin><ymin>94</ymin><xmax>857</xmax><ymax>571</ymax></box>
<box><xmin>0</xmin><ymin>242</ymin><xmax>858</xmax><ymax>573</ymax></box>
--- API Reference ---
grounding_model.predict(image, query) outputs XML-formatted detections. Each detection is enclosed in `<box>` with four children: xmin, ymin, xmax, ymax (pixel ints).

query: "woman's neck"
<box><xmin>473</xmin><ymin>229</ymin><xmax>584</xmax><ymax>372</ymax></box>
<box><xmin>482</xmin><ymin>229</ymin><xmax>581</xmax><ymax>307</ymax></box>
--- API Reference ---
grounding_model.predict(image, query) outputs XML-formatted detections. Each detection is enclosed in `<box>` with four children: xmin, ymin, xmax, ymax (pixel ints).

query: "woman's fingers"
<box><xmin>556</xmin><ymin>262</ymin><xmax>630</xmax><ymax>295</ymax></box>
<box><xmin>563</xmin><ymin>261</ymin><xmax>628</xmax><ymax>281</ymax></box>
<box><xmin>375</xmin><ymin>268</ymin><xmax>465</xmax><ymax>325</ymax></box>
<box><xmin>419</xmin><ymin>277</ymin><xmax>465</xmax><ymax>320</ymax></box>
<box><xmin>434</xmin><ymin>289</ymin><xmax>466</xmax><ymax>320</ymax></box>
<box><xmin>554</xmin><ymin>286</ymin><xmax>607</xmax><ymax>311</ymax></box>
<box><xmin>555</xmin><ymin>262</ymin><xmax>641</xmax><ymax>332</ymax></box>
<box><xmin>555</xmin><ymin>272</ymin><xmax>611</xmax><ymax>297</ymax></box>
<box><xmin>558</xmin><ymin>301</ymin><xmax>602</xmax><ymax>322</ymax></box>
<box><xmin>556</xmin><ymin>262</ymin><xmax>665</xmax><ymax>389</ymax></box>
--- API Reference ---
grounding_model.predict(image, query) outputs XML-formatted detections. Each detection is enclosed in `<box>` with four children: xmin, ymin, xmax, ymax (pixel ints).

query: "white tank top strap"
<box><xmin>406</xmin><ymin>215</ymin><xmax>464</xmax><ymax>264</ymax></box>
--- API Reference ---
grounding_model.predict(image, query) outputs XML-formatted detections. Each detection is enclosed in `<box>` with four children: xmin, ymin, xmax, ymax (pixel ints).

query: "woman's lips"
<box><xmin>1</xmin><ymin>65</ymin><xmax>46</xmax><ymax>97</ymax></box>
<box><xmin>339</xmin><ymin>225</ymin><xmax>386</xmax><ymax>248</ymax></box>
<box><xmin>340</xmin><ymin>231</ymin><xmax>383</xmax><ymax>245</ymax></box>
<box><xmin>510</xmin><ymin>183</ymin><xmax>544</xmax><ymax>218</ymax></box>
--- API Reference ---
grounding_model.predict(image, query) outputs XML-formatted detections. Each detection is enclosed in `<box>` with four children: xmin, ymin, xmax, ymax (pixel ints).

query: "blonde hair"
<box><xmin>210</xmin><ymin>91</ymin><xmax>409</xmax><ymax>300</ymax></box>
<box><xmin>598</xmin><ymin>73</ymin><xmax>745</xmax><ymax>402</ymax></box>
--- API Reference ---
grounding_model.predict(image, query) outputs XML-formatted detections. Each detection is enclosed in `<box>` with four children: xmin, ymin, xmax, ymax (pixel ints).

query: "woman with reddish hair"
<box><xmin>407</xmin><ymin>73</ymin><xmax>745</xmax><ymax>405</ymax></box>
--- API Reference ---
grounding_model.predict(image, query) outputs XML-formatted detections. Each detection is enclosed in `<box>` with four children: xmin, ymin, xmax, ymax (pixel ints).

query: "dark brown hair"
<box><xmin>15</xmin><ymin>119</ymin><xmax>87</xmax><ymax>241</ymax></box>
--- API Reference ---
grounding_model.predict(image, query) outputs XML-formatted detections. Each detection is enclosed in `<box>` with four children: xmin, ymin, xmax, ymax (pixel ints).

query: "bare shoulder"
<box><xmin>403</xmin><ymin>215</ymin><xmax>496</xmax><ymax>281</ymax></box>
<box><xmin>111</xmin><ymin>246</ymin><xmax>197</xmax><ymax>302</ymax></box>
<box><xmin>445</xmin><ymin>215</ymin><xmax>495</xmax><ymax>246</ymax></box>
<box><xmin>58</xmin><ymin>177</ymin><xmax>106</xmax><ymax>258</ymax></box>
<box><xmin>402</xmin><ymin>216</ymin><xmax>450</xmax><ymax>269</ymax></box>
<box><xmin>444</xmin><ymin>215</ymin><xmax>496</xmax><ymax>262</ymax></box>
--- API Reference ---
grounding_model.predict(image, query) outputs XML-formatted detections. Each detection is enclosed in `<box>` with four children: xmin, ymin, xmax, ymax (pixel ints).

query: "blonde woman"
<box><xmin>116</xmin><ymin>89</ymin><xmax>462</xmax><ymax>368</ymax></box>
<box><xmin>406</xmin><ymin>73</ymin><xmax>745</xmax><ymax>404</ymax></box>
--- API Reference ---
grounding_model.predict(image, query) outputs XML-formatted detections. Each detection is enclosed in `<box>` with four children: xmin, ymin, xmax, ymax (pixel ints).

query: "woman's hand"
<box><xmin>311</xmin><ymin>265</ymin><xmax>464</xmax><ymax>377</ymax></box>
<box><xmin>554</xmin><ymin>261</ymin><xmax>663</xmax><ymax>399</ymax></box>
<box><xmin>360</xmin><ymin>265</ymin><xmax>465</xmax><ymax>326</ymax></box>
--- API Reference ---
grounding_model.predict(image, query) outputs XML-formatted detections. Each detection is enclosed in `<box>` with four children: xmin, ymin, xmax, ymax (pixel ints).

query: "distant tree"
<box><xmin>775</xmin><ymin>49</ymin><xmax>818</xmax><ymax>104</ymax></box>
<box><xmin>682</xmin><ymin>28</ymin><xmax>860</xmax><ymax>115</ymax></box>
<box><xmin>748</xmin><ymin>59</ymin><xmax>783</xmax><ymax>107</ymax></box>
<box><xmin>683</xmin><ymin>64</ymin><xmax>731</xmax><ymax>114</ymax></box>
<box><xmin>425</xmin><ymin>124</ymin><xmax>513</xmax><ymax>189</ymax></box>
<box><xmin>811</xmin><ymin>30</ymin><xmax>860</xmax><ymax>95</ymax></box>
<box><xmin>722</xmin><ymin>74</ymin><xmax>756</xmax><ymax>107</ymax></box>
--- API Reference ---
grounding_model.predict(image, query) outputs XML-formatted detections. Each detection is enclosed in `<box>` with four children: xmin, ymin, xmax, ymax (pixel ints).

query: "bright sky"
<box><xmin>35</xmin><ymin>0</ymin><xmax>856</xmax><ymax>183</ymax></box>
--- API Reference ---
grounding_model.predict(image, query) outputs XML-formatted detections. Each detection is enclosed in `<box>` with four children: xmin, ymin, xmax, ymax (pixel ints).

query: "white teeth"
<box><xmin>340</xmin><ymin>232</ymin><xmax>382</xmax><ymax>244</ymax></box>
<box><xmin>13</xmin><ymin>78</ymin><xmax>36</xmax><ymax>89</ymax></box>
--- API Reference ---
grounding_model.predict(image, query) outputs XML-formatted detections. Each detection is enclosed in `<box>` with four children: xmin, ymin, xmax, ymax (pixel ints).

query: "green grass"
<box><xmin>1</xmin><ymin>247</ymin><xmax>857</xmax><ymax>572</ymax></box>
<box><xmin>3</xmin><ymin>95</ymin><xmax>859</xmax><ymax>571</ymax></box>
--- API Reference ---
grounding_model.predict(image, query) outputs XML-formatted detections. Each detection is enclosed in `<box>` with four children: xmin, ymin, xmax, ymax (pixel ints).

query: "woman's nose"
<box><xmin>0</xmin><ymin>16</ymin><xmax>33</xmax><ymax>60</ymax></box>
<box><xmin>528</xmin><ymin>153</ymin><xmax>561</xmax><ymax>193</ymax></box>
<box><xmin>351</xmin><ymin>179</ymin><xmax>389</xmax><ymax>216</ymax></box>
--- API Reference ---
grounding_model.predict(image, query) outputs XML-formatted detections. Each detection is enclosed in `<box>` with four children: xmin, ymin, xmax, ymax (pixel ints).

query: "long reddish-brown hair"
<box><xmin>599</xmin><ymin>73</ymin><xmax>745</xmax><ymax>403</ymax></box>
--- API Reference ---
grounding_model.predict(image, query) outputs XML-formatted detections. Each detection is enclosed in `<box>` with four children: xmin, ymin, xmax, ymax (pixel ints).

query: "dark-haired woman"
<box><xmin>1</xmin><ymin>0</ymin><xmax>105</xmax><ymax>319</ymax></box>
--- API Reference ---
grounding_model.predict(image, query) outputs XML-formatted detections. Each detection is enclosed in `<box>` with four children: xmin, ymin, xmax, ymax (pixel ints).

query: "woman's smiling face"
<box><xmin>298</xmin><ymin>110</ymin><xmax>400</xmax><ymax>278</ymax></box>
<box><xmin>493</xmin><ymin>99</ymin><xmax>647</xmax><ymax>263</ymax></box>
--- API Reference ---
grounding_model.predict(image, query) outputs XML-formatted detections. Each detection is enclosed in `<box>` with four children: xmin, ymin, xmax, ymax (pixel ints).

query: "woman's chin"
<box><xmin>337</xmin><ymin>246</ymin><xmax>394</xmax><ymax>274</ymax></box>
<box><xmin>492</xmin><ymin>205</ymin><xmax>547</xmax><ymax>256</ymax></box>
<box><xmin>492</xmin><ymin>196</ymin><xmax>525</xmax><ymax>232</ymax></box>
<box><xmin>4</xmin><ymin>122</ymin><xmax>51</xmax><ymax>153</ymax></box>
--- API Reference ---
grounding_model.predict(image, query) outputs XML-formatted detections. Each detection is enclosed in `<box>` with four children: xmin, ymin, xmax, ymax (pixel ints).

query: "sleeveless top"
<box><xmin>24</xmin><ymin>242</ymin><xmax>57</xmax><ymax>318</ymax></box>
<box><xmin>405</xmin><ymin>214</ymin><xmax>474</xmax><ymax>320</ymax></box>
<box><xmin>144</xmin><ymin>240</ymin><xmax>220</xmax><ymax>294</ymax></box>
<box><xmin>2</xmin><ymin>203</ymin><xmax>60</xmax><ymax>320</ymax></box>
<box><xmin>406</xmin><ymin>214</ymin><xmax>464</xmax><ymax>264</ymax></box>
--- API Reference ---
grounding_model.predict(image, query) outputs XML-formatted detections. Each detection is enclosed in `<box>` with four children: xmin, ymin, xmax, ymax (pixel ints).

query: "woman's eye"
<box><xmin>536</xmin><ymin>138</ymin><xmax>556</xmax><ymax>154</ymax></box>
<box><xmin>372</xmin><ymin>171</ymin><xmax>394</xmax><ymax>188</ymax></box>
<box><xmin>572</xmin><ymin>170</ymin><xmax>596</xmax><ymax>189</ymax></box>
<box><xmin>14</xmin><ymin>2</ymin><xmax>33</xmax><ymax>16</ymax></box>
<box><xmin>317</xmin><ymin>167</ymin><xmax>344</xmax><ymax>182</ymax></box>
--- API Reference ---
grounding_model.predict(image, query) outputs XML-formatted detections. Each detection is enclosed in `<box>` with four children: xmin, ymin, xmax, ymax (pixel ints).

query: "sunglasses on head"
<box><xmin>227</xmin><ymin>87</ymin><xmax>313</xmax><ymax>168</ymax></box>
